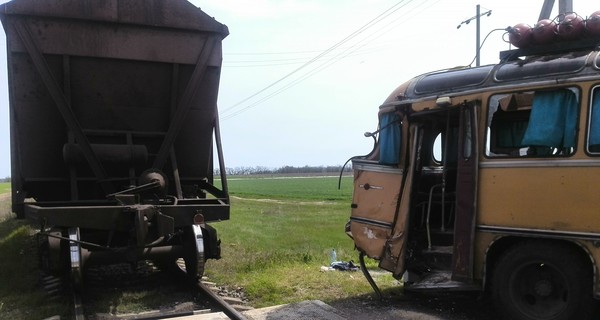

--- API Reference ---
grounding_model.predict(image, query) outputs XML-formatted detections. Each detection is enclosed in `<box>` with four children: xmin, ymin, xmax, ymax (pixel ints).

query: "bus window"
<box><xmin>433</xmin><ymin>133</ymin><xmax>442</xmax><ymax>163</ymax></box>
<box><xmin>486</xmin><ymin>88</ymin><xmax>579</xmax><ymax>157</ymax></box>
<box><xmin>588</xmin><ymin>86</ymin><xmax>600</xmax><ymax>153</ymax></box>
<box><xmin>432</xmin><ymin>127</ymin><xmax>459</xmax><ymax>165</ymax></box>
<box><xmin>378</xmin><ymin>112</ymin><xmax>402</xmax><ymax>165</ymax></box>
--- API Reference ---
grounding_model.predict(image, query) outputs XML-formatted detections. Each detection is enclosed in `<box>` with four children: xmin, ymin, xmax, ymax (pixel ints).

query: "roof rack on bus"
<box><xmin>500</xmin><ymin>37</ymin><xmax>600</xmax><ymax>62</ymax></box>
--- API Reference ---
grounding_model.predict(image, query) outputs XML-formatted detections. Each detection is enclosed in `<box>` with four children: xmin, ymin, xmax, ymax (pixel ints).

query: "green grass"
<box><xmin>0</xmin><ymin>215</ymin><xmax>71</xmax><ymax>319</ymax></box>
<box><xmin>0</xmin><ymin>175</ymin><xmax>399</xmax><ymax>317</ymax></box>
<box><xmin>205</xmin><ymin>176</ymin><xmax>399</xmax><ymax>307</ymax></box>
<box><xmin>223</xmin><ymin>175</ymin><xmax>354</xmax><ymax>201</ymax></box>
<box><xmin>0</xmin><ymin>187</ymin><xmax>71</xmax><ymax>319</ymax></box>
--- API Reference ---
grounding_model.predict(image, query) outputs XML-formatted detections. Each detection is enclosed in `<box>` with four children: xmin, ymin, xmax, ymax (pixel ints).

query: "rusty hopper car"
<box><xmin>0</xmin><ymin>0</ymin><xmax>230</xmax><ymax>285</ymax></box>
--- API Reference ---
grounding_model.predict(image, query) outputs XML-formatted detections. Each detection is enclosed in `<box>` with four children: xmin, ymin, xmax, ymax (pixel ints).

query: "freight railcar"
<box><xmin>0</xmin><ymin>0</ymin><xmax>230</xmax><ymax>285</ymax></box>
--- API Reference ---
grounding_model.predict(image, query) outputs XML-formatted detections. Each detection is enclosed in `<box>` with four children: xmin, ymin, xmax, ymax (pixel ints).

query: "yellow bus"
<box><xmin>346</xmin><ymin>39</ymin><xmax>600</xmax><ymax>319</ymax></box>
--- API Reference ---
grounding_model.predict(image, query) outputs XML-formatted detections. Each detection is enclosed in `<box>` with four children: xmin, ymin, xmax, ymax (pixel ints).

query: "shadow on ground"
<box><xmin>329</xmin><ymin>288</ymin><xmax>500</xmax><ymax>320</ymax></box>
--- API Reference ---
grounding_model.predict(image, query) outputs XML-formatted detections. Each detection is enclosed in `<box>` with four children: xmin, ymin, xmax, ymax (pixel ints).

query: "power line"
<box><xmin>224</xmin><ymin>49</ymin><xmax>331</xmax><ymax>56</ymax></box>
<box><xmin>221</xmin><ymin>0</ymin><xmax>441</xmax><ymax>121</ymax></box>
<box><xmin>219</xmin><ymin>0</ymin><xmax>411</xmax><ymax>118</ymax></box>
<box><xmin>222</xmin><ymin>44</ymin><xmax>397</xmax><ymax>68</ymax></box>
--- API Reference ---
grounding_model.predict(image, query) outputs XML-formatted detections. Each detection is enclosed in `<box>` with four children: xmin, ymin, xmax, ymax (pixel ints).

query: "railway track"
<box><xmin>55</xmin><ymin>260</ymin><xmax>248</xmax><ymax>320</ymax></box>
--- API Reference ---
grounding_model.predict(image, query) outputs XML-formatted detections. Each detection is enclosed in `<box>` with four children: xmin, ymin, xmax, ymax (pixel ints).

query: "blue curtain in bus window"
<box><xmin>589</xmin><ymin>92</ymin><xmax>600</xmax><ymax>147</ymax></box>
<box><xmin>489</xmin><ymin>107</ymin><xmax>530</xmax><ymax>154</ymax></box>
<box><xmin>379</xmin><ymin>112</ymin><xmax>401</xmax><ymax>165</ymax></box>
<box><xmin>521</xmin><ymin>89</ymin><xmax>578</xmax><ymax>148</ymax></box>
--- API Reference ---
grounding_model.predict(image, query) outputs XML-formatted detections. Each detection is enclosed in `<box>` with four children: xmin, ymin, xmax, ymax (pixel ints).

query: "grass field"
<box><xmin>0</xmin><ymin>176</ymin><xmax>399</xmax><ymax>318</ymax></box>
<box><xmin>0</xmin><ymin>183</ymin><xmax>10</xmax><ymax>194</ymax></box>
<box><xmin>225</xmin><ymin>175</ymin><xmax>353</xmax><ymax>201</ymax></box>
<box><xmin>206</xmin><ymin>175</ymin><xmax>398</xmax><ymax>307</ymax></box>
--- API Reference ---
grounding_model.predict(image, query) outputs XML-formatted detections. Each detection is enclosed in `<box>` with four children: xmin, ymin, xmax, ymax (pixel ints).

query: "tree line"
<box><xmin>0</xmin><ymin>165</ymin><xmax>352</xmax><ymax>181</ymax></box>
<box><xmin>215</xmin><ymin>165</ymin><xmax>352</xmax><ymax>176</ymax></box>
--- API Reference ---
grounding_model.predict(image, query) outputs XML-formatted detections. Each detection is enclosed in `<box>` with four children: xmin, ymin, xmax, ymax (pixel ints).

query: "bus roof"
<box><xmin>383</xmin><ymin>42</ymin><xmax>600</xmax><ymax>107</ymax></box>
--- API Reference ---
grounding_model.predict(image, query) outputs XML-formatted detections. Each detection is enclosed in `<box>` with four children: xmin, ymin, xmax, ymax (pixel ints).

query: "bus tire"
<box><xmin>491</xmin><ymin>241</ymin><xmax>595</xmax><ymax>320</ymax></box>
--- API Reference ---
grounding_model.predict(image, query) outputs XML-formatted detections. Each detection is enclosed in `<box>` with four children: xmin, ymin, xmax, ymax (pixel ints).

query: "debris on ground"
<box><xmin>320</xmin><ymin>260</ymin><xmax>359</xmax><ymax>272</ymax></box>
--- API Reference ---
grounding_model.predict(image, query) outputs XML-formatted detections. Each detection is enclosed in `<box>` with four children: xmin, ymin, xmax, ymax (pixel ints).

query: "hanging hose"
<box><xmin>359</xmin><ymin>251</ymin><xmax>382</xmax><ymax>300</ymax></box>
<box><xmin>337</xmin><ymin>156</ymin><xmax>359</xmax><ymax>190</ymax></box>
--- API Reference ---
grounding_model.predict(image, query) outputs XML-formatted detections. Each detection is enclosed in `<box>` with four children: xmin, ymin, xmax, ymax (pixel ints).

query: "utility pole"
<box><xmin>538</xmin><ymin>0</ymin><xmax>572</xmax><ymax>20</ymax></box>
<box><xmin>476</xmin><ymin>5</ymin><xmax>481</xmax><ymax>67</ymax></box>
<box><xmin>457</xmin><ymin>4</ymin><xmax>492</xmax><ymax>67</ymax></box>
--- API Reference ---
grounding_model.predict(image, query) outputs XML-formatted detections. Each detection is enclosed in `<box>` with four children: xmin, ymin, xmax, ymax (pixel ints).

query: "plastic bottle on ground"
<box><xmin>330</xmin><ymin>248</ymin><xmax>337</xmax><ymax>265</ymax></box>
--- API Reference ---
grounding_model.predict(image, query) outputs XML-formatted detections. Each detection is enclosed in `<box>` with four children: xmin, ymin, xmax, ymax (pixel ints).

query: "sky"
<box><xmin>1</xmin><ymin>1</ymin><xmax>599</xmax><ymax>177</ymax></box>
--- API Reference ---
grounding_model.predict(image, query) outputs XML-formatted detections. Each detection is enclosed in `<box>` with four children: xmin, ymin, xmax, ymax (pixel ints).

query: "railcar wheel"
<box><xmin>38</xmin><ymin>228</ymin><xmax>67</xmax><ymax>275</ymax></box>
<box><xmin>491</xmin><ymin>241</ymin><xmax>594</xmax><ymax>320</ymax></box>
<box><xmin>68</xmin><ymin>227</ymin><xmax>83</xmax><ymax>291</ymax></box>
<box><xmin>183</xmin><ymin>225</ymin><xmax>206</xmax><ymax>281</ymax></box>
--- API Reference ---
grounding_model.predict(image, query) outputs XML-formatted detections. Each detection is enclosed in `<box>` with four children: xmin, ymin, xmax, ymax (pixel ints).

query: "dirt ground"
<box><xmin>329</xmin><ymin>290</ymin><xmax>500</xmax><ymax>320</ymax></box>
<box><xmin>0</xmin><ymin>193</ymin><xmax>11</xmax><ymax>219</ymax></box>
<box><xmin>0</xmin><ymin>192</ymin><xmax>10</xmax><ymax>202</ymax></box>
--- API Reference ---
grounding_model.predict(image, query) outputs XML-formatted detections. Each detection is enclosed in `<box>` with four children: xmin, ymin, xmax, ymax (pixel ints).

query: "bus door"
<box><xmin>348</xmin><ymin>111</ymin><xmax>410</xmax><ymax>274</ymax></box>
<box><xmin>405</xmin><ymin>102</ymin><xmax>479</xmax><ymax>286</ymax></box>
<box><xmin>349</xmin><ymin>160</ymin><xmax>404</xmax><ymax>265</ymax></box>
<box><xmin>449</xmin><ymin>102</ymin><xmax>479</xmax><ymax>281</ymax></box>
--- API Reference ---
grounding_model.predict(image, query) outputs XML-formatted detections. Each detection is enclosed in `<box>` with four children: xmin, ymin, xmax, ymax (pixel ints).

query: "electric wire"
<box><xmin>220</xmin><ymin>0</ymin><xmax>409</xmax><ymax>115</ymax></box>
<box><xmin>223</xmin><ymin>44</ymin><xmax>394</xmax><ymax>68</ymax></box>
<box><xmin>219</xmin><ymin>0</ymin><xmax>413</xmax><ymax>118</ymax></box>
<box><xmin>282</xmin><ymin>0</ymin><xmax>440</xmax><ymax>86</ymax></box>
<box><xmin>221</xmin><ymin>0</ymin><xmax>439</xmax><ymax>121</ymax></box>
<box><xmin>465</xmin><ymin>28</ymin><xmax>507</xmax><ymax>67</ymax></box>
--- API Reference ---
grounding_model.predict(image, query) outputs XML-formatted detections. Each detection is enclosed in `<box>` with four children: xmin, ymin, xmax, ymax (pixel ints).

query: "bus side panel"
<box><xmin>478</xmin><ymin>166</ymin><xmax>600</xmax><ymax>232</ymax></box>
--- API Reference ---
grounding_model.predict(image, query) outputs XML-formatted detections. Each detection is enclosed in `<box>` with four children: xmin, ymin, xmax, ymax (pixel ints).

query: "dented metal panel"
<box><xmin>350</xmin><ymin>160</ymin><xmax>403</xmax><ymax>260</ymax></box>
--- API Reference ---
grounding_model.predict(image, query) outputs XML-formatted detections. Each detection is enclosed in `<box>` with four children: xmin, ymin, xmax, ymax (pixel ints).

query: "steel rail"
<box><xmin>68</xmin><ymin>268</ymin><xmax>247</xmax><ymax>320</ymax></box>
<box><xmin>195</xmin><ymin>280</ymin><xmax>247</xmax><ymax>320</ymax></box>
<box><xmin>72</xmin><ymin>289</ymin><xmax>85</xmax><ymax>320</ymax></box>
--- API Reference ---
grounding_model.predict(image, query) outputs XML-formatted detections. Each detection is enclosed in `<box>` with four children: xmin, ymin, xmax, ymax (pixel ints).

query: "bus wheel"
<box><xmin>491</xmin><ymin>241</ymin><xmax>594</xmax><ymax>320</ymax></box>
